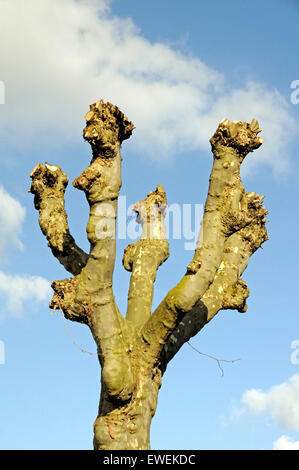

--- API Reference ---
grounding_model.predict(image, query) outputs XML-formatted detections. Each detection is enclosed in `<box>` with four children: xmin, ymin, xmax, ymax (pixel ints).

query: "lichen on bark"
<box><xmin>30</xmin><ymin>103</ymin><xmax>268</xmax><ymax>450</ymax></box>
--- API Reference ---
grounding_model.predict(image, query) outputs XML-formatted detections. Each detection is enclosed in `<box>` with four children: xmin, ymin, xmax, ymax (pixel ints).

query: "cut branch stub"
<box><xmin>30</xmin><ymin>162</ymin><xmax>68</xmax><ymax>212</ymax></box>
<box><xmin>50</xmin><ymin>277</ymin><xmax>89</xmax><ymax>325</ymax></box>
<box><xmin>130</xmin><ymin>184</ymin><xmax>168</xmax><ymax>242</ymax></box>
<box><xmin>222</xmin><ymin>279</ymin><xmax>249</xmax><ymax>313</ymax></box>
<box><xmin>83</xmin><ymin>100</ymin><xmax>135</xmax><ymax>160</ymax></box>
<box><xmin>210</xmin><ymin>118</ymin><xmax>263</xmax><ymax>160</ymax></box>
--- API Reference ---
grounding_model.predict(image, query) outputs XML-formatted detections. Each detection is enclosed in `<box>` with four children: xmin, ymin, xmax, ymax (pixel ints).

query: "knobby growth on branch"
<box><xmin>30</xmin><ymin>101</ymin><xmax>268</xmax><ymax>450</ymax></box>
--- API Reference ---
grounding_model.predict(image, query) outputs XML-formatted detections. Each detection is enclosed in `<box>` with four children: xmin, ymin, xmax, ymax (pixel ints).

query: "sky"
<box><xmin>0</xmin><ymin>0</ymin><xmax>298</xmax><ymax>450</ymax></box>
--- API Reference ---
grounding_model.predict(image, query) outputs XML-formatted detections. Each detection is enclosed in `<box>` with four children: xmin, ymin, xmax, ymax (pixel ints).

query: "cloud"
<box><xmin>0</xmin><ymin>186</ymin><xmax>26</xmax><ymax>256</ymax></box>
<box><xmin>0</xmin><ymin>188</ymin><xmax>51</xmax><ymax>321</ymax></box>
<box><xmin>0</xmin><ymin>271</ymin><xmax>52</xmax><ymax>322</ymax></box>
<box><xmin>205</xmin><ymin>82</ymin><xmax>295</xmax><ymax>175</ymax></box>
<box><xmin>0</xmin><ymin>0</ymin><xmax>296</xmax><ymax>174</ymax></box>
<box><xmin>242</xmin><ymin>374</ymin><xmax>299</xmax><ymax>430</ymax></box>
<box><xmin>0</xmin><ymin>187</ymin><xmax>51</xmax><ymax>321</ymax></box>
<box><xmin>273</xmin><ymin>435</ymin><xmax>299</xmax><ymax>450</ymax></box>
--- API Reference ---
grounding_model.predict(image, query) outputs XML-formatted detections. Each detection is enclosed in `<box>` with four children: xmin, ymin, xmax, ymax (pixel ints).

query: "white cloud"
<box><xmin>242</xmin><ymin>374</ymin><xmax>299</xmax><ymax>430</ymax></box>
<box><xmin>0</xmin><ymin>188</ymin><xmax>51</xmax><ymax>321</ymax></box>
<box><xmin>0</xmin><ymin>0</ymin><xmax>296</xmax><ymax>174</ymax></box>
<box><xmin>0</xmin><ymin>271</ymin><xmax>52</xmax><ymax>322</ymax></box>
<box><xmin>0</xmin><ymin>186</ymin><xmax>26</xmax><ymax>256</ymax></box>
<box><xmin>273</xmin><ymin>435</ymin><xmax>299</xmax><ymax>450</ymax></box>
<box><xmin>206</xmin><ymin>82</ymin><xmax>295</xmax><ymax>175</ymax></box>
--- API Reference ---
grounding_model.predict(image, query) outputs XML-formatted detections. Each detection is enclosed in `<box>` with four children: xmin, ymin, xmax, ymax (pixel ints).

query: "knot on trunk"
<box><xmin>222</xmin><ymin>278</ymin><xmax>249</xmax><ymax>312</ymax></box>
<box><xmin>50</xmin><ymin>277</ymin><xmax>89</xmax><ymax>324</ymax></box>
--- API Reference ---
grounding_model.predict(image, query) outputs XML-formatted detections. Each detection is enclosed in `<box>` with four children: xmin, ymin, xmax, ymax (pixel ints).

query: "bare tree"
<box><xmin>30</xmin><ymin>100</ymin><xmax>268</xmax><ymax>450</ymax></box>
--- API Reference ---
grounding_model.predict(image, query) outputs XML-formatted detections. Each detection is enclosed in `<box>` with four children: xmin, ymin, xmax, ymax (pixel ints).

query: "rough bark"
<box><xmin>30</xmin><ymin>103</ymin><xmax>268</xmax><ymax>450</ymax></box>
<box><xmin>123</xmin><ymin>184</ymin><xmax>169</xmax><ymax>328</ymax></box>
<box><xmin>29</xmin><ymin>163</ymin><xmax>88</xmax><ymax>275</ymax></box>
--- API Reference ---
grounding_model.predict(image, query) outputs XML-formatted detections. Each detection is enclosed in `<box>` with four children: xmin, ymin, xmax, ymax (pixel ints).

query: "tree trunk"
<box><xmin>94</xmin><ymin>363</ymin><xmax>161</xmax><ymax>450</ymax></box>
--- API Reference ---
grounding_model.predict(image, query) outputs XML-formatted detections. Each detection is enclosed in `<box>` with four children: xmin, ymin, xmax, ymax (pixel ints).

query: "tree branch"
<box><xmin>30</xmin><ymin>163</ymin><xmax>89</xmax><ymax>276</ymax></box>
<box><xmin>161</xmin><ymin>191</ymin><xmax>268</xmax><ymax>368</ymax></box>
<box><xmin>139</xmin><ymin>118</ymin><xmax>264</xmax><ymax>365</ymax></box>
<box><xmin>123</xmin><ymin>185</ymin><xmax>169</xmax><ymax>328</ymax></box>
<box><xmin>187</xmin><ymin>341</ymin><xmax>241</xmax><ymax>377</ymax></box>
<box><xmin>47</xmin><ymin>100</ymin><xmax>136</xmax><ymax>402</ymax></box>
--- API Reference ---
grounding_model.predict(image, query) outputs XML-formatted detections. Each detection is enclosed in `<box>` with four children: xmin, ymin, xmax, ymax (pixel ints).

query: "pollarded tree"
<box><xmin>30</xmin><ymin>100</ymin><xmax>267</xmax><ymax>450</ymax></box>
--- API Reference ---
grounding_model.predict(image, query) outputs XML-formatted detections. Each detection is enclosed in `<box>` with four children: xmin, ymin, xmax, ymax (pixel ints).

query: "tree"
<box><xmin>29</xmin><ymin>100</ymin><xmax>268</xmax><ymax>450</ymax></box>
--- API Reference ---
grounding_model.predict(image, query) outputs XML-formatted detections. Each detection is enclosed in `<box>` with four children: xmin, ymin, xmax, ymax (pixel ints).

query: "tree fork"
<box><xmin>30</xmin><ymin>102</ymin><xmax>268</xmax><ymax>450</ymax></box>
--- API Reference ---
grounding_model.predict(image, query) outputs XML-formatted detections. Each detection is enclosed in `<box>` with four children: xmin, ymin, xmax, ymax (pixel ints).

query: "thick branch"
<box><xmin>30</xmin><ymin>163</ymin><xmax>89</xmax><ymax>276</ymax></box>
<box><xmin>139</xmin><ymin>118</ymin><xmax>264</xmax><ymax>364</ymax></box>
<box><xmin>50</xmin><ymin>100</ymin><xmax>136</xmax><ymax>402</ymax></box>
<box><xmin>161</xmin><ymin>191</ymin><xmax>268</xmax><ymax>368</ymax></box>
<box><xmin>123</xmin><ymin>185</ymin><xmax>169</xmax><ymax>328</ymax></box>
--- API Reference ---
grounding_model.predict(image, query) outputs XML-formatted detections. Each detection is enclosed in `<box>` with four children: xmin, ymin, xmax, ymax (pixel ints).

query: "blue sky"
<box><xmin>0</xmin><ymin>0</ymin><xmax>298</xmax><ymax>450</ymax></box>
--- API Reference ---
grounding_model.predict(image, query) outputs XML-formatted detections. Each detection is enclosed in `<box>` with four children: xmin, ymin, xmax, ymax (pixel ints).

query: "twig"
<box><xmin>187</xmin><ymin>341</ymin><xmax>240</xmax><ymax>377</ymax></box>
<box><xmin>55</xmin><ymin>305</ymin><xmax>96</xmax><ymax>356</ymax></box>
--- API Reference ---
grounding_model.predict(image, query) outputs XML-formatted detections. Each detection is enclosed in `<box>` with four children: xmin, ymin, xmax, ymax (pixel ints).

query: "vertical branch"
<box><xmin>50</xmin><ymin>100</ymin><xmax>136</xmax><ymax>402</ymax></box>
<box><xmin>123</xmin><ymin>185</ymin><xmax>169</xmax><ymax>328</ymax></box>
<box><xmin>74</xmin><ymin>100</ymin><xmax>135</xmax><ymax>401</ymax></box>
